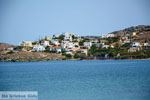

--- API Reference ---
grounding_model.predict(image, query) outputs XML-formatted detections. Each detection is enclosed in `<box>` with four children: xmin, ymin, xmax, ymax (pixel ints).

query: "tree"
<box><xmin>14</xmin><ymin>46</ymin><xmax>23</xmax><ymax>51</ymax></box>
<box><xmin>89</xmin><ymin>44</ymin><xmax>97</xmax><ymax>56</ymax></box>
<box><xmin>45</xmin><ymin>46</ymin><xmax>50</xmax><ymax>52</ymax></box>
<box><xmin>65</xmin><ymin>54</ymin><xmax>72</xmax><ymax>59</ymax></box>
<box><xmin>58</xmin><ymin>34</ymin><xmax>64</xmax><ymax>41</ymax></box>
<box><xmin>74</xmin><ymin>53</ymin><xmax>80</xmax><ymax>59</ymax></box>
<box><xmin>121</xmin><ymin>43</ymin><xmax>131</xmax><ymax>48</ymax></box>
<box><xmin>32</xmin><ymin>41</ymin><xmax>37</xmax><ymax>45</ymax></box>
<box><xmin>79</xmin><ymin>39</ymin><xmax>86</xmax><ymax>46</ymax></box>
<box><xmin>106</xmin><ymin>37</ymin><xmax>119</xmax><ymax>43</ymax></box>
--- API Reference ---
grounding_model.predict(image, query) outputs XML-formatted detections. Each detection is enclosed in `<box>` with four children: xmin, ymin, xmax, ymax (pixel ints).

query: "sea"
<box><xmin>0</xmin><ymin>60</ymin><xmax>150</xmax><ymax>100</ymax></box>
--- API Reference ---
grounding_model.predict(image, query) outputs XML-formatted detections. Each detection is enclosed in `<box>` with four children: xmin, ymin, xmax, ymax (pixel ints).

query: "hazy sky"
<box><xmin>0</xmin><ymin>0</ymin><xmax>150</xmax><ymax>45</ymax></box>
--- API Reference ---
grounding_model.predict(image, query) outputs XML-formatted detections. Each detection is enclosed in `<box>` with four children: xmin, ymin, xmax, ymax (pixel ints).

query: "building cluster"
<box><xmin>20</xmin><ymin>32</ymin><xmax>88</xmax><ymax>56</ymax></box>
<box><xmin>12</xmin><ymin>31</ymin><xmax>149</xmax><ymax>56</ymax></box>
<box><xmin>119</xmin><ymin>32</ymin><xmax>150</xmax><ymax>52</ymax></box>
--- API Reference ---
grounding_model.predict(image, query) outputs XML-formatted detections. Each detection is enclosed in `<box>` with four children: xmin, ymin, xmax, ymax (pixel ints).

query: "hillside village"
<box><xmin>0</xmin><ymin>25</ymin><xmax>150</xmax><ymax>61</ymax></box>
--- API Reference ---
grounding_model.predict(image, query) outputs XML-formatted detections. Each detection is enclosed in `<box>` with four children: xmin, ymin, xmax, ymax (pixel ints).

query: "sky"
<box><xmin>0</xmin><ymin>0</ymin><xmax>150</xmax><ymax>45</ymax></box>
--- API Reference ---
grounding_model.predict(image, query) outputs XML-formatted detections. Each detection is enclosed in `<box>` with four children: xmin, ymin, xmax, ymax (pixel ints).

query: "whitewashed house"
<box><xmin>106</xmin><ymin>34</ymin><xmax>115</xmax><ymax>38</ymax></box>
<box><xmin>132</xmin><ymin>32</ymin><xmax>137</xmax><ymax>36</ymax></box>
<box><xmin>51</xmin><ymin>39</ymin><xmax>60</xmax><ymax>46</ymax></box>
<box><xmin>7</xmin><ymin>47</ymin><xmax>14</xmax><ymax>51</ymax></box>
<box><xmin>121</xmin><ymin>36</ymin><xmax>130</xmax><ymax>44</ymax></box>
<box><xmin>41</xmin><ymin>40</ymin><xmax>50</xmax><ymax>47</ymax></box>
<box><xmin>128</xmin><ymin>47</ymin><xmax>140</xmax><ymax>52</ymax></box>
<box><xmin>110</xmin><ymin>45</ymin><xmax>114</xmax><ymax>48</ymax></box>
<box><xmin>128</xmin><ymin>42</ymin><xmax>141</xmax><ymax>52</ymax></box>
<box><xmin>78</xmin><ymin>49</ymin><xmax>88</xmax><ymax>56</ymax></box>
<box><xmin>61</xmin><ymin>40</ymin><xmax>80</xmax><ymax>54</ymax></box>
<box><xmin>102</xmin><ymin>44</ymin><xmax>109</xmax><ymax>49</ymax></box>
<box><xmin>61</xmin><ymin>41</ymin><xmax>77</xmax><ymax>49</ymax></box>
<box><xmin>66</xmin><ymin>42</ymin><xmax>74</xmax><ymax>49</ymax></box>
<box><xmin>61</xmin><ymin>41</ymin><xmax>69</xmax><ymax>49</ymax></box>
<box><xmin>32</xmin><ymin>45</ymin><xmax>45</xmax><ymax>52</ymax></box>
<box><xmin>52</xmin><ymin>46</ymin><xmax>62</xmax><ymax>53</ymax></box>
<box><xmin>143</xmin><ymin>42</ymin><xmax>150</xmax><ymax>50</ymax></box>
<box><xmin>132</xmin><ymin>42</ymin><xmax>141</xmax><ymax>47</ymax></box>
<box><xmin>64</xmin><ymin>32</ymin><xmax>75</xmax><ymax>41</ymax></box>
<box><xmin>144</xmin><ymin>42</ymin><xmax>150</xmax><ymax>47</ymax></box>
<box><xmin>21</xmin><ymin>41</ymin><xmax>33</xmax><ymax>47</ymax></box>
<box><xmin>83</xmin><ymin>42</ymin><xmax>92</xmax><ymax>49</ymax></box>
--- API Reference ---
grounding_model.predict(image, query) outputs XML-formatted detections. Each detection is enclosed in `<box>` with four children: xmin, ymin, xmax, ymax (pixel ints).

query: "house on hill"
<box><xmin>32</xmin><ymin>45</ymin><xmax>45</xmax><ymax>52</ymax></box>
<box><xmin>21</xmin><ymin>41</ymin><xmax>33</xmax><ymax>47</ymax></box>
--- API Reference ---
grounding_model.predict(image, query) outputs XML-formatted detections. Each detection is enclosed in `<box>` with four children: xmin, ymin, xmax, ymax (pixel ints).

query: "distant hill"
<box><xmin>0</xmin><ymin>43</ymin><xmax>16</xmax><ymax>51</ymax></box>
<box><xmin>109</xmin><ymin>25</ymin><xmax>150</xmax><ymax>37</ymax></box>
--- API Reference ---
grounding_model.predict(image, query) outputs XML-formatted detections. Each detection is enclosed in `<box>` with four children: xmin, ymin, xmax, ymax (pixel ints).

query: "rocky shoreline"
<box><xmin>0</xmin><ymin>51</ymin><xmax>65</xmax><ymax>62</ymax></box>
<box><xmin>0</xmin><ymin>51</ymin><xmax>149</xmax><ymax>62</ymax></box>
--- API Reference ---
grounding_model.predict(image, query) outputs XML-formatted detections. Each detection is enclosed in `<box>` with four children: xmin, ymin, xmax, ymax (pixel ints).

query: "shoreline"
<box><xmin>1</xmin><ymin>50</ymin><xmax>150</xmax><ymax>62</ymax></box>
<box><xmin>0</xmin><ymin>57</ymin><xmax>149</xmax><ymax>62</ymax></box>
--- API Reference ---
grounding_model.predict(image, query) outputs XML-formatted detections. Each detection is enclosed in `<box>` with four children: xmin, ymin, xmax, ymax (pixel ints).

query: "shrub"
<box><xmin>7</xmin><ymin>51</ymin><xmax>14</xmax><ymax>54</ymax></box>
<box><xmin>74</xmin><ymin>53</ymin><xmax>80</xmax><ymax>59</ymax></box>
<box><xmin>65</xmin><ymin>54</ymin><xmax>72</xmax><ymax>59</ymax></box>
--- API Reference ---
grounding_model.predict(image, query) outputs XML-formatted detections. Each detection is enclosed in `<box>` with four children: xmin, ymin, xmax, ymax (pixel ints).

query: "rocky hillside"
<box><xmin>0</xmin><ymin>51</ymin><xmax>65</xmax><ymax>62</ymax></box>
<box><xmin>0</xmin><ymin>43</ymin><xmax>16</xmax><ymax>51</ymax></box>
<box><xmin>110</xmin><ymin>25</ymin><xmax>150</xmax><ymax>37</ymax></box>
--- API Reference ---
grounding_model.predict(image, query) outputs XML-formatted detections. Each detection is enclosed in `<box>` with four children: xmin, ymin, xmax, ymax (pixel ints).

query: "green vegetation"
<box><xmin>64</xmin><ymin>53</ymin><xmax>72</xmax><ymax>59</ymax></box>
<box><xmin>74</xmin><ymin>53</ymin><xmax>86</xmax><ymax>59</ymax></box>
<box><xmin>88</xmin><ymin>45</ymin><xmax>150</xmax><ymax>59</ymax></box>
<box><xmin>7</xmin><ymin>51</ymin><xmax>14</xmax><ymax>54</ymax></box>
<box><xmin>121</xmin><ymin>43</ymin><xmax>131</xmax><ymax>48</ymax></box>
<box><xmin>88</xmin><ymin>44</ymin><xmax>97</xmax><ymax>56</ymax></box>
<box><xmin>73</xmin><ymin>53</ymin><xmax>80</xmax><ymax>59</ymax></box>
<box><xmin>105</xmin><ymin>37</ymin><xmax>120</xmax><ymax>43</ymax></box>
<box><xmin>58</xmin><ymin>34</ymin><xmax>65</xmax><ymax>41</ymax></box>
<box><xmin>14</xmin><ymin>46</ymin><xmax>23</xmax><ymax>51</ymax></box>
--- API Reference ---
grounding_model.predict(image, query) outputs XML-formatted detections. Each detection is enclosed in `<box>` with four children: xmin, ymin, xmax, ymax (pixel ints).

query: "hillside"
<box><xmin>110</xmin><ymin>25</ymin><xmax>150</xmax><ymax>37</ymax></box>
<box><xmin>0</xmin><ymin>25</ymin><xmax>150</xmax><ymax>61</ymax></box>
<box><xmin>0</xmin><ymin>43</ymin><xmax>16</xmax><ymax>51</ymax></box>
<box><xmin>0</xmin><ymin>51</ymin><xmax>65</xmax><ymax>62</ymax></box>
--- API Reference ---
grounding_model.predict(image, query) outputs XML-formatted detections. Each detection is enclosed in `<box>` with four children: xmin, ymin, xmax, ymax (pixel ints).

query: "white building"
<box><xmin>83</xmin><ymin>42</ymin><xmax>92</xmax><ymax>49</ymax></box>
<box><xmin>102</xmin><ymin>45</ymin><xmax>109</xmax><ymax>49</ymax></box>
<box><xmin>51</xmin><ymin>46</ymin><xmax>62</xmax><ymax>53</ymax></box>
<box><xmin>61</xmin><ymin>41</ymin><xmax>78</xmax><ymax>49</ymax></box>
<box><xmin>56</xmin><ymin>48</ymin><xmax>62</xmax><ymax>53</ymax></box>
<box><xmin>61</xmin><ymin>41</ymin><xmax>80</xmax><ymax>53</ymax></box>
<box><xmin>7</xmin><ymin>47</ymin><xmax>14</xmax><ymax>51</ymax></box>
<box><xmin>32</xmin><ymin>45</ymin><xmax>45</xmax><ymax>52</ymax></box>
<box><xmin>41</xmin><ymin>40</ymin><xmax>50</xmax><ymax>47</ymax></box>
<box><xmin>64</xmin><ymin>32</ymin><xmax>75</xmax><ymax>41</ymax></box>
<box><xmin>132</xmin><ymin>32</ymin><xmax>137</xmax><ymax>36</ymax></box>
<box><xmin>132</xmin><ymin>42</ymin><xmax>141</xmax><ymax>47</ymax></box>
<box><xmin>144</xmin><ymin>42</ymin><xmax>150</xmax><ymax>46</ymax></box>
<box><xmin>21</xmin><ymin>41</ymin><xmax>33</xmax><ymax>47</ymax></box>
<box><xmin>121</xmin><ymin>37</ymin><xmax>130</xmax><ymax>44</ymax></box>
<box><xmin>128</xmin><ymin>47</ymin><xmax>140</xmax><ymax>52</ymax></box>
<box><xmin>79</xmin><ymin>49</ymin><xmax>88</xmax><ymax>55</ymax></box>
<box><xmin>51</xmin><ymin>39</ymin><xmax>60</xmax><ymax>46</ymax></box>
<box><xmin>106</xmin><ymin>34</ymin><xmax>115</xmax><ymax>38</ymax></box>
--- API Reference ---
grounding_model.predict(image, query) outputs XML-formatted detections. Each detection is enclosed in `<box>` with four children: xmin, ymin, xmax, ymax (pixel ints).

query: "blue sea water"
<box><xmin>0</xmin><ymin>60</ymin><xmax>150</xmax><ymax>100</ymax></box>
